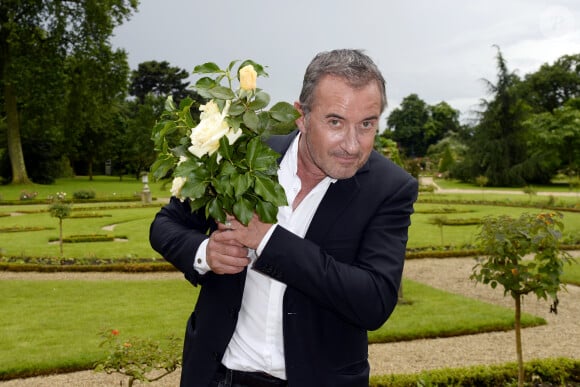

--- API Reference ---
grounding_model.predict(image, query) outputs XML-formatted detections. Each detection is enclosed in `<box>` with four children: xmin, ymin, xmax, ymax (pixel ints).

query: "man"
<box><xmin>150</xmin><ymin>49</ymin><xmax>418</xmax><ymax>387</ymax></box>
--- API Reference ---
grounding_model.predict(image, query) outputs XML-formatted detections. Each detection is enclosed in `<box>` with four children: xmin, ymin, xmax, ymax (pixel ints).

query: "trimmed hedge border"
<box><xmin>418</xmin><ymin>197</ymin><xmax>580</xmax><ymax>213</ymax></box>
<box><xmin>0</xmin><ymin>262</ymin><xmax>175</xmax><ymax>272</ymax></box>
<box><xmin>1</xmin><ymin>245</ymin><xmax>578</xmax><ymax>272</ymax></box>
<box><xmin>370</xmin><ymin>357</ymin><xmax>580</xmax><ymax>386</ymax></box>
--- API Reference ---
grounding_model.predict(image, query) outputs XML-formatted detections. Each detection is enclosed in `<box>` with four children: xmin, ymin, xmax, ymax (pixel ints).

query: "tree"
<box><xmin>426</xmin><ymin>131</ymin><xmax>468</xmax><ymax>175</ymax></box>
<box><xmin>519</xmin><ymin>54</ymin><xmax>580</xmax><ymax>113</ymax></box>
<box><xmin>64</xmin><ymin>47</ymin><xmax>130</xmax><ymax>180</ymax></box>
<box><xmin>374</xmin><ymin>134</ymin><xmax>403</xmax><ymax>167</ymax></box>
<box><xmin>129</xmin><ymin>61</ymin><xmax>194</xmax><ymax>104</ymax></box>
<box><xmin>387</xmin><ymin>95</ymin><xmax>460</xmax><ymax>158</ymax></box>
<box><xmin>471</xmin><ymin>212</ymin><xmax>573</xmax><ymax>387</ymax></box>
<box><xmin>113</xmin><ymin>94</ymin><xmax>167</xmax><ymax>178</ymax></box>
<box><xmin>0</xmin><ymin>0</ymin><xmax>138</xmax><ymax>184</ymax></box>
<box><xmin>457</xmin><ymin>47</ymin><xmax>530</xmax><ymax>186</ymax></box>
<box><xmin>48</xmin><ymin>192</ymin><xmax>72</xmax><ymax>256</ymax></box>
<box><xmin>387</xmin><ymin>94</ymin><xmax>429</xmax><ymax>157</ymax></box>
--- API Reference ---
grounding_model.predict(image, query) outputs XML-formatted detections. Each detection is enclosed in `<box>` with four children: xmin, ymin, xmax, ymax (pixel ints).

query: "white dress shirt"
<box><xmin>195</xmin><ymin>134</ymin><xmax>335</xmax><ymax>379</ymax></box>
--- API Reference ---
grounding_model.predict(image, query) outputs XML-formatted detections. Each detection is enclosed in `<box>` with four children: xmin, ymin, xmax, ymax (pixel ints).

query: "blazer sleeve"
<box><xmin>149</xmin><ymin>197</ymin><xmax>215</xmax><ymax>285</ymax></box>
<box><xmin>253</xmin><ymin>155</ymin><xmax>418</xmax><ymax>331</ymax></box>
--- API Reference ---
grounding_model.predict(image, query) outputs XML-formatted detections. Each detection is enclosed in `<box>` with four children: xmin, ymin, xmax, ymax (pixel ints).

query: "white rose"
<box><xmin>170</xmin><ymin>176</ymin><xmax>187</xmax><ymax>199</ymax></box>
<box><xmin>188</xmin><ymin>100</ymin><xmax>240</xmax><ymax>159</ymax></box>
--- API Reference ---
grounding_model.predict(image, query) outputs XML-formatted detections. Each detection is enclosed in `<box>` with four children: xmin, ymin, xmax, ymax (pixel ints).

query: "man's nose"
<box><xmin>341</xmin><ymin>127</ymin><xmax>359</xmax><ymax>153</ymax></box>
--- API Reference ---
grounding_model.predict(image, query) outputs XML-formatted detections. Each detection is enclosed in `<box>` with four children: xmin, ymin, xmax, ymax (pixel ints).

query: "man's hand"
<box><xmin>206</xmin><ymin>229</ymin><xmax>250</xmax><ymax>275</ymax></box>
<box><xmin>218</xmin><ymin>214</ymin><xmax>274</xmax><ymax>250</ymax></box>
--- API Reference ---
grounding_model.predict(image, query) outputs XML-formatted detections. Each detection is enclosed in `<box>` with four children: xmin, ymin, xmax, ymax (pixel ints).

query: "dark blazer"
<box><xmin>149</xmin><ymin>131</ymin><xmax>418</xmax><ymax>387</ymax></box>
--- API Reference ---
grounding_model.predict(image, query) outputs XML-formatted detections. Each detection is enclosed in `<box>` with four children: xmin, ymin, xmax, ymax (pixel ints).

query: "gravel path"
<box><xmin>1</xmin><ymin>252</ymin><xmax>578</xmax><ymax>386</ymax></box>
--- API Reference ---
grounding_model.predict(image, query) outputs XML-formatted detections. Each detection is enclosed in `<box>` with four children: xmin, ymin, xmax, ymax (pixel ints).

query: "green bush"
<box><xmin>370</xmin><ymin>358</ymin><xmax>580</xmax><ymax>386</ymax></box>
<box><xmin>48</xmin><ymin>234</ymin><xmax>118</xmax><ymax>243</ymax></box>
<box><xmin>73</xmin><ymin>190</ymin><xmax>96</xmax><ymax>200</ymax></box>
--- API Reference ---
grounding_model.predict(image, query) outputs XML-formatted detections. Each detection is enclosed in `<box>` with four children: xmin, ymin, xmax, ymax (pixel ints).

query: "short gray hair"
<box><xmin>299</xmin><ymin>49</ymin><xmax>387</xmax><ymax>115</ymax></box>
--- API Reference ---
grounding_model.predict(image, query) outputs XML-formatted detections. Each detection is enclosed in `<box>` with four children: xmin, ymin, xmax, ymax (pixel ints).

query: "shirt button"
<box><xmin>197</xmin><ymin>258</ymin><xmax>202</xmax><ymax>264</ymax></box>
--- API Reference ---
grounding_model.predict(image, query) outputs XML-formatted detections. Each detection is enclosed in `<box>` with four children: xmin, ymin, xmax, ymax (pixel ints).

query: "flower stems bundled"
<box><xmin>151</xmin><ymin>60</ymin><xmax>300</xmax><ymax>225</ymax></box>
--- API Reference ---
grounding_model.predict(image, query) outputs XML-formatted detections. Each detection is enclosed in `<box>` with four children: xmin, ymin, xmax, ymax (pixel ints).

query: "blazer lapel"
<box><xmin>305</xmin><ymin>176</ymin><xmax>360</xmax><ymax>242</ymax></box>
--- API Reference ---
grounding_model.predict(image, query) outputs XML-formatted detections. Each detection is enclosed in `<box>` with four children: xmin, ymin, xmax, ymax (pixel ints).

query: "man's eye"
<box><xmin>328</xmin><ymin>119</ymin><xmax>342</xmax><ymax>127</ymax></box>
<box><xmin>360</xmin><ymin>121</ymin><xmax>377</xmax><ymax>131</ymax></box>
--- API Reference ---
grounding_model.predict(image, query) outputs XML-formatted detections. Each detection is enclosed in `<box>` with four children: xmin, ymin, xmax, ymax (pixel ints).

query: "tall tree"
<box><xmin>386</xmin><ymin>94</ymin><xmax>459</xmax><ymax>158</ymax></box>
<box><xmin>519</xmin><ymin>54</ymin><xmax>580</xmax><ymax>113</ymax></box>
<box><xmin>65</xmin><ymin>46</ymin><xmax>130</xmax><ymax>180</ymax></box>
<box><xmin>0</xmin><ymin>0</ymin><xmax>138</xmax><ymax>184</ymax></box>
<box><xmin>387</xmin><ymin>94</ymin><xmax>430</xmax><ymax>157</ymax></box>
<box><xmin>129</xmin><ymin>61</ymin><xmax>193</xmax><ymax>104</ymax></box>
<box><xmin>523</xmin><ymin>98</ymin><xmax>580</xmax><ymax>181</ymax></box>
<box><xmin>457</xmin><ymin>47</ymin><xmax>530</xmax><ymax>186</ymax></box>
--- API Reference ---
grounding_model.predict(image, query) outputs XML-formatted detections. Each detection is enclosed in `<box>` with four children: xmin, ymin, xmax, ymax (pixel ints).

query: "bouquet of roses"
<box><xmin>150</xmin><ymin>60</ymin><xmax>299</xmax><ymax>225</ymax></box>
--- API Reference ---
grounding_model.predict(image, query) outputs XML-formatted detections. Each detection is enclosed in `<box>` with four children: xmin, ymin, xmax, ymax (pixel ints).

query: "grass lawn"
<box><xmin>0</xmin><ymin>279</ymin><xmax>193</xmax><ymax>379</ymax></box>
<box><xmin>0</xmin><ymin>176</ymin><xmax>171</xmax><ymax>202</ymax></box>
<box><xmin>368</xmin><ymin>280</ymin><xmax>544</xmax><ymax>343</ymax></box>
<box><xmin>562</xmin><ymin>260</ymin><xmax>580</xmax><ymax>286</ymax></box>
<box><xmin>0</xmin><ymin>204</ymin><xmax>163</xmax><ymax>259</ymax></box>
<box><xmin>0</xmin><ymin>176</ymin><xmax>578</xmax><ymax>380</ymax></box>
<box><xmin>0</xmin><ymin>278</ymin><xmax>544</xmax><ymax>380</ymax></box>
<box><xmin>408</xmin><ymin>202</ymin><xmax>580</xmax><ymax>249</ymax></box>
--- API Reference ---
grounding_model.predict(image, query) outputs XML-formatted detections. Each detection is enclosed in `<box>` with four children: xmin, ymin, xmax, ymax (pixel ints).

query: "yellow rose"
<box><xmin>239</xmin><ymin>64</ymin><xmax>257</xmax><ymax>91</ymax></box>
<box><xmin>188</xmin><ymin>100</ymin><xmax>242</xmax><ymax>159</ymax></box>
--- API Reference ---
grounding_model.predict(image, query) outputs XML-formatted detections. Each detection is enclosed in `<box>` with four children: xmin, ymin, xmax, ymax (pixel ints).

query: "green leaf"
<box><xmin>228</xmin><ymin>101</ymin><xmax>246</xmax><ymax>116</ymax></box>
<box><xmin>180</xmin><ymin>178</ymin><xmax>208</xmax><ymax>200</ymax></box>
<box><xmin>213</xmin><ymin>174</ymin><xmax>234</xmax><ymax>197</ymax></box>
<box><xmin>193</xmin><ymin>62</ymin><xmax>222</xmax><ymax>74</ymax></box>
<box><xmin>254</xmin><ymin>174</ymin><xmax>287</xmax><ymax>205</ymax></box>
<box><xmin>251</xmin><ymin>141</ymin><xmax>281</xmax><ymax>172</ymax></box>
<box><xmin>176</xmin><ymin>160</ymin><xmax>210</xmax><ymax>200</ymax></box>
<box><xmin>243</xmin><ymin>110</ymin><xmax>260</xmax><ymax>131</ymax></box>
<box><xmin>255</xmin><ymin>200</ymin><xmax>278</xmax><ymax>224</ymax></box>
<box><xmin>164</xmin><ymin>96</ymin><xmax>176</xmax><ymax>112</ymax></box>
<box><xmin>248</xmin><ymin>91</ymin><xmax>270</xmax><ymax>110</ymax></box>
<box><xmin>208</xmin><ymin>85</ymin><xmax>236</xmax><ymax>100</ymax></box>
<box><xmin>207</xmin><ymin>197</ymin><xmax>227</xmax><ymax>223</ymax></box>
<box><xmin>269</xmin><ymin>102</ymin><xmax>300</xmax><ymax>123</ymax></box>
<box><xmin>150</xmin><ymin>157</ymin><xmax>175</xmax><ymax>181</ymax></box>
<box><xmin>245</xmin><ymin>136</ymin><xmax>260</xmax><ymax>168</ymax></box>
<box><xmin>231</xmin><ymin>172</ymin><xmax>252</xmax><ymax>198</ymax></box>
<box><xmin>178</xmin><ymin>97</ymin><xmax>194</xmax><ymax>110</ymax></box>
<box><xmin>219</xmin><ymin>136</ymin><xmax>235</xmax><ymax>160</ymax></box>
<box><xmin>181</xmin><ymin>105</ymin><xmax>195</xmax><ymax>128</ymax></box>
<box><xmin>233</xmin><ymin>197</ymin><xmax>254</xmax><ymax>226</ymax></box>
<box><xmin>226</xmin><ymin>115</ymin><xmax>243</xmax><ymax>131</ymax></box>
<box><xmin>189</xmin><ymin>196</ymin><xmax>211</xmax><ymax>212</ymax></box>
<box><xmin>195</xmin><ymin>77</ymin><xmax>217</xmax><ymax>90</ymax></box>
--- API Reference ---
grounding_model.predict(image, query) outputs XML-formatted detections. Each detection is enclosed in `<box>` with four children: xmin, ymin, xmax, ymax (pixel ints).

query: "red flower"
<box><xmin>111</xmin><ymin>329</ymin><xmax>120</xmax><ymax>336</ymax></box>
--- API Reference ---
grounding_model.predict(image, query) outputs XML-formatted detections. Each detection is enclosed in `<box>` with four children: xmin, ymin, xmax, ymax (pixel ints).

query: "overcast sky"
<box><xmin>111</xmin><ymin>0</ymin><xmax>580</xmax><ymax>126</ymax></box>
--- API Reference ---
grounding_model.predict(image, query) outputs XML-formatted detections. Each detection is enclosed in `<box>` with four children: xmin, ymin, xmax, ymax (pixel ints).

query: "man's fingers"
<box><xmin>209</xmin><ymin>256</ymin><xmax>249</xmax><ymax>275</ymax></box>
<box><xmin>207</xmin><ymin>230</ymin><xmax>249</xmax><ymax>274</ymax></box>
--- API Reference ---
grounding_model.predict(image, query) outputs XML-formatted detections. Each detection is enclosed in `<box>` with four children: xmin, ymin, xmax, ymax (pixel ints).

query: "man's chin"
<box><xmin>327</xmin><ymin>168</ymin><xmax>358</xmax><ymax>180</ymax></box>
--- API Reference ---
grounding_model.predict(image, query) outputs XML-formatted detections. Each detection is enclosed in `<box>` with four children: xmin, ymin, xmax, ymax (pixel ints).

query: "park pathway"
<box><xmin>1</xmin><ymin>252</ymin><xmax>578</xmax><ymax>386</ymax></box>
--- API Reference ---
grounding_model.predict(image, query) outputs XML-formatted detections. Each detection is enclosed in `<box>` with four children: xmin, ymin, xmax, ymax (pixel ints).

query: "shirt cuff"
<box><xmin>193</xmin><ymin>238</ymin><xmax>211</xmax><ymax>275</ymax></box>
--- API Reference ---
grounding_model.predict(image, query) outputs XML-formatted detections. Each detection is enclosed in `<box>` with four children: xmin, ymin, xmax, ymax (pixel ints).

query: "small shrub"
<box><xmin>48</xmin><ymin>192</ymin><xmax>72</xmax><ymax>256</ymax></box>
<box><xmin>73</xmin><ymin>189</ymin><xmax>96</xmax><ymax>200</ymax></box>
<box><xmin>94</xmin><ymin>329</ymin><xmax>181</xmax><ymax>386</ymax></box>
<box><xmin>471</xmin><ymin>212</ymin><xmax>574</xmax><ymax>387</ymax></box>
<box><xmin>19</xmin><ymin>191</ymin><xmax>38</xmax><ymax>200</ymax></box>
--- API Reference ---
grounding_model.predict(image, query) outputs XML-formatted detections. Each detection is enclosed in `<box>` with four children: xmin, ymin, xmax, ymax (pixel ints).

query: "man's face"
<box><xmin>296</xmin><ymin>75</ymin><xmax>381</xmax><ymax>180</ymax></box>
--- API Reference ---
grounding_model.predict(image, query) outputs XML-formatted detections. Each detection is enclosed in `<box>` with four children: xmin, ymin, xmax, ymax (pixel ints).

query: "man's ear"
<box><xmin>294</xmin><ymin>101</ymin><xmax>306</xmax><ymax>133</ymax></box>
